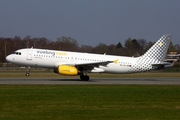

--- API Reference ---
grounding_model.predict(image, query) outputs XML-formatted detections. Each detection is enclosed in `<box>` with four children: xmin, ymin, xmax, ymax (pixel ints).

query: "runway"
<box><xmin>0</xmin><ymin>78</ymin><xmax>180</xmax><ymax>85</ymax></box>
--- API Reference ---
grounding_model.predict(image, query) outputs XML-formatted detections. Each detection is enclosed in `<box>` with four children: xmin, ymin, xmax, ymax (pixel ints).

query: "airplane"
<box><xmin>6</xmin><ymin>34</ymin><xmax>173</xmax><ymax>81</ymax></box>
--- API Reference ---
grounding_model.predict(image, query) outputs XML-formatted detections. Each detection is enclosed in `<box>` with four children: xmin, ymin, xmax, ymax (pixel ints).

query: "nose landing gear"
<box><xmin>25</xmin><ymin>66</ymin><xmax>31</xmax><ymax>77</ymax></box>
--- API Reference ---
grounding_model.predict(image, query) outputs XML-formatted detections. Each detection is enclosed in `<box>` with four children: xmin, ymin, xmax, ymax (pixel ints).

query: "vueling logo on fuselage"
<box><xmin>36</xmin><ymin>50</ymin><xmax>67</xmax><ymax>56</ymax></box>
<box><xmin>56</xmin><ymin>52</ymin><xmax>67</xmax><ymax>56</ymax></box>
<box><xmin>37</xmin><ymin>50</ymin><xmax>55</xmax><ymax>56</ymax></box>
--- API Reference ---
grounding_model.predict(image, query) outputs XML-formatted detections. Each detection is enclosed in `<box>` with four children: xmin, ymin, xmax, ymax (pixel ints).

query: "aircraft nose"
<box><xmin>6</xmin><ymin>55</ymin><xmax>13</xmax><ymax>62</ymax></box>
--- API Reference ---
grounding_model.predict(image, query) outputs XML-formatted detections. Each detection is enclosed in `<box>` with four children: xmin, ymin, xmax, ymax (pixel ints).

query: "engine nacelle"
<box><xmin>54</xmin><ymin>65</ymin><xmax>79</xmax><ymax>76</ymax></box>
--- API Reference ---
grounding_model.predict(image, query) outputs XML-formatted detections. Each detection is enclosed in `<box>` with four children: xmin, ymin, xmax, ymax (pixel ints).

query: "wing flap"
<box><xmin>75</xmin><ymin>61</ymin><xmax>113</xmax><ymax>66</ymax></box>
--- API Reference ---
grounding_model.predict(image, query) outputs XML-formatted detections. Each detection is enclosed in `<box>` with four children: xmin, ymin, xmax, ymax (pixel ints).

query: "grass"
<box><xmin>0</xmin><ymin>85</ymin><xmax>180</xmax><ymax>120</ymax></box>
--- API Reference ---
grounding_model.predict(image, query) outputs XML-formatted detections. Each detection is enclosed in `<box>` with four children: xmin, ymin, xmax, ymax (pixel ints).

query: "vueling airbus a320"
<box><xmin>6</xmin><ymin>34</ymin><xmax>173</xmax><ymax>81</ymax></box>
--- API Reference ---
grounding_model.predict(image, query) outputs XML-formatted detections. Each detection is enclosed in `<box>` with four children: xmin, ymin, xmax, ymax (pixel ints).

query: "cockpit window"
<box><xmin>13</xmin><ymin>52</ymin><xmax>21</xmax><ymax>55</ymax></box>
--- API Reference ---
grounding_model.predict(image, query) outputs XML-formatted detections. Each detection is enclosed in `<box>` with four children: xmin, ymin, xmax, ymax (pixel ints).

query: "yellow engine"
<box><xmin>54</xmin><ymin>65</ymin><xmax>79</xmax><ymax>76</ymax></box>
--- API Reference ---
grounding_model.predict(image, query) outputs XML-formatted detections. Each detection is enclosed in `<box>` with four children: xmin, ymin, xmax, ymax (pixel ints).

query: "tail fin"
<box><xmin>128</xmin><ymin>34</ymin><xmax>172</xmax><ymax>73</ymax></box>
<box><xmin>142</xmin><ymin>34</ymin><xmax>172</xmax><ymax>62</ymax></box>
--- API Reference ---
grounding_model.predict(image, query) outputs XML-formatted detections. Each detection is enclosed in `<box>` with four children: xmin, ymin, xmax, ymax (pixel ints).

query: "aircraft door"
<box><xmin>27</xmin><ymin>50</ymin><xmax>32</xmax><ymax>60</ymax></box>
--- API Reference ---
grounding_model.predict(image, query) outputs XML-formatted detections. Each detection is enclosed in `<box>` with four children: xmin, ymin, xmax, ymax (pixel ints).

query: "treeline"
<box><xmin>0</xmin><ymin>35</ymin><xmax>180</xmax><ymax>63</ymax></box>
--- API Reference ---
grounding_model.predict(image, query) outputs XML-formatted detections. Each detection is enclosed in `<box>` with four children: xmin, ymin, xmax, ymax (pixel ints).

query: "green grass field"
<box><xmin>0</xmin><ymin>85</ymin><xmax>180</xmax><ymax>120</ymax></box>
<box><xmin>0</xmin><ymin>72</ymin><xmax>180</xmax><ymax>119</ymax></box>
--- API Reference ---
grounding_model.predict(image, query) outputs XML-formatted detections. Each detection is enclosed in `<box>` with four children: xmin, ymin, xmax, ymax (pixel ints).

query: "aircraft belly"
<box><xmin>100</xmin><ymin>64</ymin><xmax>131</xmax><ymax>73</ymax></box>
<box><xmin>19</xmin><ymin>58</ymin><xmax>55</xmax><ymax>68</ymax></box>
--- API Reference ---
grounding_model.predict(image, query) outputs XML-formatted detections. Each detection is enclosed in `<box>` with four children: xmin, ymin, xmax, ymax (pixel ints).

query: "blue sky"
<box><xmin>0</xmin><ymin>0</ymin><xmax>179</xmax><ymax>46</ymax></box>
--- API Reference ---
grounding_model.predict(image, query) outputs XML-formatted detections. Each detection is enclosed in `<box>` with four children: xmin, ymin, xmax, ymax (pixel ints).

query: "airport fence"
<box><xmin>0</xmin><ymin>63</ymin><xmax>52</xmax><ymax>72</ymax></box>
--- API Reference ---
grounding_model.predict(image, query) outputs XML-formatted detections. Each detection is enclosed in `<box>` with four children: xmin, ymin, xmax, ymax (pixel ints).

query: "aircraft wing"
<box><xmin>56</xmin><ymin>59</ymin><xmax>118</xmax><ymax>73</ymax></box>
<box><xmin>63</xmin><ymin>60</ymin><xmax>117</xmax><ymax>71</ymax></box>
<box><xmin>74</xmin><ymin>60</ymin><xmax>114</xmax><ymax>72</ymax></box>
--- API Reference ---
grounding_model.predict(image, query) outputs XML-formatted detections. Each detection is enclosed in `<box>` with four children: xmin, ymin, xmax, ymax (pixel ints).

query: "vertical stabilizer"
<box><xmin>142</xmin><ymin>34</ymin><xmax>172</xmax><ymax>62</ymax></box>
<box><xmin>128</xmin><ymin>34</ymin><xmax>172</xmax><ymax>73</ymax></box>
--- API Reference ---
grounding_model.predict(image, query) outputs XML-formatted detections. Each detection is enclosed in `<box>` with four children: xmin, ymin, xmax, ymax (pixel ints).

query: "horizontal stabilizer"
<box><xmin>152</xmin><ymin>62</ymin><xmax>173</xmax><ymax>68</ymax></box>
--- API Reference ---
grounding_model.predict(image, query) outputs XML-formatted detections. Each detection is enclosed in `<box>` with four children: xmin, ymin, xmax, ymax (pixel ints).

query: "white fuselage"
<box><xmin>6</xmin><ymin>48</ymin><xmax>141</xmax><ymax>73</ymax></box>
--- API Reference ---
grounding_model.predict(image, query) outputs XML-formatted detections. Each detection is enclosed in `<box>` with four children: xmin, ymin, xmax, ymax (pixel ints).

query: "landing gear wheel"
<box><xmin>25</xmin><ymin>72</ymin><xmax>30</xmax><ymax>77</ymax></box>
<box><xmin>80</xmin><ymin>75</ymin><xmax>90</xmax><ymax>81</ymax></box>
<box><xmin>25</xmin><ymin>66</ymin><xmax>31</xmax><ymax>77</ymax></box>
<box><xmin>84</xmin><ymin>76</ymin><xmax>89</xmax><ymax>81</ymax></box>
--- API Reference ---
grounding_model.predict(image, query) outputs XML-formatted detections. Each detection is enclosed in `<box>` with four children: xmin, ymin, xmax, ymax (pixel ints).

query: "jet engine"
<box><xmin>54</xmin><ymin>65</ymin><xmax>79</xmax><ymax>76</ymax></box>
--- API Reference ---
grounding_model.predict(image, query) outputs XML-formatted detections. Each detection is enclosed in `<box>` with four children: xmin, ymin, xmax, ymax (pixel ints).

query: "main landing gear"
<box><xmin>25</xmin><ymin>66</ymin><xmax>31</xmax><ymax>77</ymax></box>
<box><xmin>80</xmin><ymin>75</ymin><xmax>90</xmax><ymax>81</ymax></box>
<box><xmin>79</xmin><ymin>68</ymin><xmax>90</xmax><ymax>81</ymax></box>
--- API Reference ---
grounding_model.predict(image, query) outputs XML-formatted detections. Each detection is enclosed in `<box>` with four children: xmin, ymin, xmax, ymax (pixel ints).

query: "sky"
<box><xmin>0</xmin><ymin>0</ymin><xmax>180</xmax><ymax>47</ymax></box>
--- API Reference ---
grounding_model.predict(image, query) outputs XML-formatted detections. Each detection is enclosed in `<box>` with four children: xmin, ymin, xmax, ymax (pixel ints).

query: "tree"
<box><xmin>145</xmin><ymin>41</ymin><xmax>154</xmax><ymax>52</ymax></box>
<box><xmin>23</xmin><ymin>35</ymin><xmax>31</xmax><ymax>48</ymax></box>
<box><xmin>1</xmin><ymin>34</ymin><xmax>176</xmax><ymax>63</ymax></box>
<box><xmin>124</xmin><ymin>38</ymin><xmax>141</xmax><ymax>56</ymax></box>
<box><xmin>138</xmin><ymin>39</ymin><xmax>147</xmax><ymax>55</ymax></box>
<box><xmin>93</xmin><ymin>43</ymin><xmax>108</xmax><ymax>54</ymax></box>
<box><xmin>116</xmin><ymin>42</ymin><xmax>122</xmax><ymax>48</ymax></box>
<box><xmin>56</xmin><ymin>37</ymin><xmax>79</xmax><ymax>51</ymax></box>
<box><xmin>168</xmin><ymin>41</ymin><xmax>176</xmax><ymax>52</ymax></box>
<box><xmin>174</xmin><ymin>44</ymin><xmax>180</xmax><ymax>54</ymax></box>
<box><xmin>79</xmin><ymin>45</ymin><xmax>93</xmax><ymax>53</ymax></box>
<box><xmin>124</xmin><ymin>38</ymin><xmax>132</xmax><ymax>49</ymax></box>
